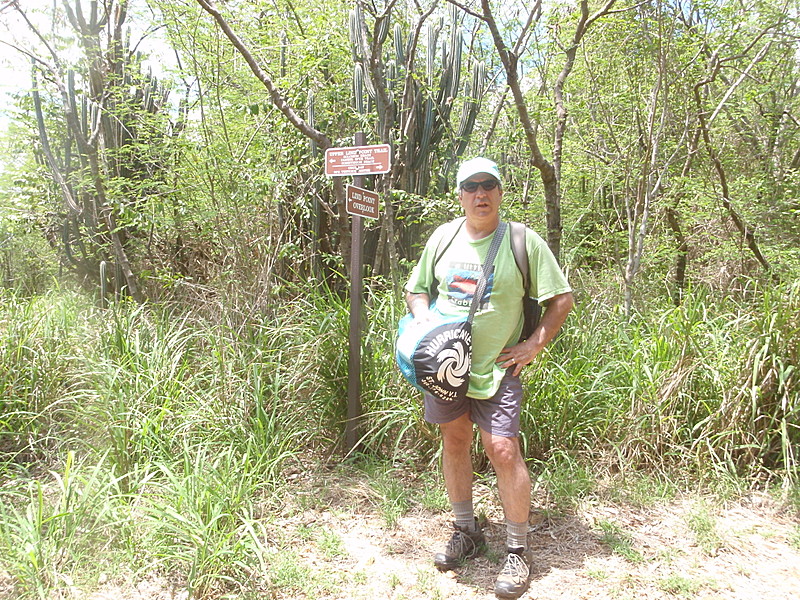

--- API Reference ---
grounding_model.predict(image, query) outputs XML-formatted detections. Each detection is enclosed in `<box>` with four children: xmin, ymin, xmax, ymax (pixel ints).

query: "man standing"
<box><xmin>404</xmin><ymin>157</ymin><xmax>573</xmax><ymax>598</ymax></box>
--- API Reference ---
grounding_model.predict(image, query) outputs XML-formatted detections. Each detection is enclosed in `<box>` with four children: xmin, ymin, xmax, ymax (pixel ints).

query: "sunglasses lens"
<box><xmin>461</xmin><ymin>179</ymin><xmax>498</xmax><ymax>192</ymax></box>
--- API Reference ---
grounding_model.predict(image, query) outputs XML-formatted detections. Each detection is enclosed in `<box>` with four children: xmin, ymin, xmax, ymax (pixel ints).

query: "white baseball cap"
<box><xmin>456</xmin><ymin>157</ymin><xmax>502</xmax><ymax>190</ymax></box>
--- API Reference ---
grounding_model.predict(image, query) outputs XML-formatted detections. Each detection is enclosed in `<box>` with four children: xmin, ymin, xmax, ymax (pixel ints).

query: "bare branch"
<box><xmin>0</xmin><ymin>39</ymin><xmax>56</xmax><ymax>74</ymax></box>
<box><xmin>709</xmin><ymin>40</ymin><xmax>772</xmax><ymax>125</ymax></box>
<box><xmin>479</xmin><ymin>0</ymin><xmax>547</xmax><ymax>168</ymax></box>
<box><xmin>195</xmin><ymin>0</ymin><xmax>331</xmax><ymax>150</ymax></box>
<box><xmin>509</xmin><ymin>0</ymin><xmax>542</xmax><ymax>58</ymax></box>
<box><xmin>12</xmin><ymin>4</ymin><xmax>63</xmax><ymax>68</ymax></box>
<box><xmin>445</xmin><ymin>0</ymin><xmax>483</xmax><ymax>21</ymax></box>
<box><xmin>587</xmin><ymin>0</ymin><xmax>645</xmax><ymax>28</ymax></box>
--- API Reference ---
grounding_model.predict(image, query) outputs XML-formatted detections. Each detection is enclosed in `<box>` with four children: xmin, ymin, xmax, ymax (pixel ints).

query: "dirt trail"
<box><xmin>286</xmin><ymin>484</ymin><xmax>800</xmax><ymax>599</ymax></box>
<box><xmin>12</xmin><ymin>471</ymin><xmax>799</xmax><ymax>600</ymax></box>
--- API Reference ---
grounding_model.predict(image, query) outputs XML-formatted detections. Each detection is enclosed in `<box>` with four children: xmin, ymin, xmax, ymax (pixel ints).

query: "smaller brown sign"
<box><xmin>346</xmin><ymin>185</ymin><xmax>380</xmax><ymax>220</ymax></box>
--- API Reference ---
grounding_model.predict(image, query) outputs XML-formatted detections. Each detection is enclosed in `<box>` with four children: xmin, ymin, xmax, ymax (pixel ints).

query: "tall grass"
<box><xmin>0</xmin><ymin>285</ymin><xmax>321</xmax><ymax>598</ymax></box>
<box><xmin>520</xmin><ymin>280</ymin><xmax>799</xmax><ymax>482</ymax></box>
<box><xmin>0</xmin><ymin>450</ymin><xmax>133</xmax><ymax>598</ymax></box>
<box><xmin>700</xmin><ymin>281</ymin><xmax>799</xmax><ymax>479</ymax></box>
<box><xmin>0</xmin><ymin>289</ymin><xmax>92</xmax><ymax>461</ymax></box>
<box><xmin>0</xmin><ymin>277</ymin><xmax>797</xmax><ymax>598</ymax></box>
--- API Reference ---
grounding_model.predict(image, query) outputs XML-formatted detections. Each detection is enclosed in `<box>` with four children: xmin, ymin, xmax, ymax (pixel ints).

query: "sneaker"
<box><xmin>433</xmin><ymin>520</ymin><xmax>485</xmax><ymax>571</ymax></box>
<box><xmin>494</xmin><ymin>547</ymin><xmax>533</xmax><ymax>598</ymax></box>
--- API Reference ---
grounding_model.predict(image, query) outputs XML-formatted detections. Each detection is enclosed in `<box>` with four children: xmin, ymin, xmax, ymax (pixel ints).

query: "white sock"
<box><xmin>452</xmin><ymin>500</ymin><xmax>477</xmax><ymax>531</ymax></box>
<box><xmin>506</xmin><ymin>518</ymin><xmax>528</xmax><ymax>550</ymax></box>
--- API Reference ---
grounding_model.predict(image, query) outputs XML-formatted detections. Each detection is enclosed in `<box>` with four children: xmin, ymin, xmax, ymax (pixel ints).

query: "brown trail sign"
<box><xmin>325</xmin><ymin>144</ymin><xmax>391</xmax><ymax>177</ymax></box>
<box><xmin>346</xmin><ymin>185</ymin><xmax>380</xmax><ymax>220</ymax></box>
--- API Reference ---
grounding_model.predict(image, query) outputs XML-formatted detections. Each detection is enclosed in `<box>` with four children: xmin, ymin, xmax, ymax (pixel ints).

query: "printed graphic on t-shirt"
<box><xmin>446</xmin><ymin>262</ymin><xmax>494</xmax><ymax>308</ymax></box>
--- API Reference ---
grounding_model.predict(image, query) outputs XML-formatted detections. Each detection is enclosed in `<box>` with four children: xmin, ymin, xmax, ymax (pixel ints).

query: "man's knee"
<box><xmin>441</xmin><ymin>416</ymin><xmax>473</xmax><ymax>452</ymax></box>
<box><xmin>484</xmin><ymin>435</ymin><xmax>522</xmax><ymax>469</ymax></box>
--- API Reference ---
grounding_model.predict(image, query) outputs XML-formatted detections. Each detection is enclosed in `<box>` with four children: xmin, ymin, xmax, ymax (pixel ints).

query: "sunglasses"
<box><xmin>460</xmin><ymin>179</ymin><xmax>499</xmax><ymax>193</ymax></box>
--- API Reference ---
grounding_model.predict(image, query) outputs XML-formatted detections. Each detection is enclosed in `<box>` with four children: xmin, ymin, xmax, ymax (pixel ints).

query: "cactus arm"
<box><xmin>349</xmin><ymin>8</ymin><xmax>363</xmax><ymax>62</ymax></box>
<box><xmin>412</xmin><ymin>98</ymin><xmax>434</xmax><ymax>169</ymax></box>
<box><xmin>376</xmin><ymin>12</ymin><xmax>391</xmax><ymax>46</ymax></box>
<box><xmin>32</xmin><ymin>67</ymin><xmax>82</xmax><ymax>215</ymax></box>
<box><xmin>455</xmin><ymin>61</ymin><xmax>485</xmax><ymax>156</ymax></box>
<box><xmin>100</xmin><ymin>259</ymin><xmax>108</xmax><ymax>306</ymax></box>
<box><xmin>397</xmin><ymin>7</ymin><xmax>436</xmax><ymax>150</ymax></box>
<box><xmin>393</xmin><ymin>23</ymin><xmax>405</xmax><ymax>66</ymax></box>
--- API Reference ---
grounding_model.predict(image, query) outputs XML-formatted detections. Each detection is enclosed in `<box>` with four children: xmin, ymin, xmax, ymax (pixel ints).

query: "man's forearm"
<box><xmin>405</xmin><ymin>291</ymin><xmax>431</xmax><ymax>317</ymax></box>
<box><xmin>527</xmin><ymin>292</ymin><xmax>574</xmax><ymax>352</ymax></box>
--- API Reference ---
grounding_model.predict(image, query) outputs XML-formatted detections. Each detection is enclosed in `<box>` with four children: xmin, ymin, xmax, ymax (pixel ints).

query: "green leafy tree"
<box><xmin>460</xmin><ymin>0</ymin><xmax>620</xmax><ymax>262</ymax></box>
<box><xmin>553</xmin><ymin>0</ymin><xmax>798</xmax><ymax>306</ymax></box>
<box><xmin>192</xmin><ymin>0</ymin><xmax>490</xmax><ymax>281</ymax></box>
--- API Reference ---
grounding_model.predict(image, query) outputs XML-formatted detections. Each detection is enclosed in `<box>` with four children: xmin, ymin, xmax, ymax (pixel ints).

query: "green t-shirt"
<box><xmin>405</xmin><ymin>218</ymin><xmax>571</xmax><ymax>399</ymax></box>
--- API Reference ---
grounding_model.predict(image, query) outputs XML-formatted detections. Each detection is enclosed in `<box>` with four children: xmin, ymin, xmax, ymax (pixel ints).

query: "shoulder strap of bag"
<box><xmin>429</xmin><ymin>217</ymin><xmax>466</xmax><ymax>299</ymax></box>
<box><xmin>468</xmin><ymin>221</ymin><xmax>508</xmax><ymax>322</ymax></box>
<box><xmin>508</xmin><ymin>221</ymin><xmax>530</xmax><ymax>297</ymax></box>
<box><xmin>433</xmin><ymin>217</ymin><xmax>466</xmax><ymax>266</ymax></box>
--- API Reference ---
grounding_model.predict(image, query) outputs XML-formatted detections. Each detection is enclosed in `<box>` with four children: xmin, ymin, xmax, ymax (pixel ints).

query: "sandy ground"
<box><xmin>4</xmin><ymin>470</ymin><xmax>799</xmax><ymax>600</ymax></box>
<box><xmin>268</xmin><ymin>478</ymin><xmax>800</xmax><ymax>600</ymax></box>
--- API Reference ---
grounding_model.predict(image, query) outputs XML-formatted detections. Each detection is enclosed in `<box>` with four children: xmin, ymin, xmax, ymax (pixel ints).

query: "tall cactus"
<box><xmin>28</xmin><ymin>0</ymin><xmax>176</xmax><ymax>302</ymax></box>
<box><xmin>348</xmin><ymin>1</ymin><xmax>485</xmax><ymax>196</ymax></box>
<box><xmin>344</xmin><ymin>0</ymin><xmax>486</xmax><ymax>275</ymax></box>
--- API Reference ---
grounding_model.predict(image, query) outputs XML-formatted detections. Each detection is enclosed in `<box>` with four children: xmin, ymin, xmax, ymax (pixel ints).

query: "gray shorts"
<box><xmin>423</xmin><ymin>369</ymin><xmax>523</xmax><ymax>438</ymax></box>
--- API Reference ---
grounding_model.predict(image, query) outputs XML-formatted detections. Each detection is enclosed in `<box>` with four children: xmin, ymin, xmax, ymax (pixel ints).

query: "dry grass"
<box><xmin>60</xmin><ymin>464</ymin><xmax>800</xmax><ymax>600</ymax></box>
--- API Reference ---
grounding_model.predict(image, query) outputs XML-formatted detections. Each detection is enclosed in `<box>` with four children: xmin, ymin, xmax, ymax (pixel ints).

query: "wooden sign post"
<box><xmin>324</xmin><ymin>134</ymin><xmax>386</xmax><ymax>452</ymax></box>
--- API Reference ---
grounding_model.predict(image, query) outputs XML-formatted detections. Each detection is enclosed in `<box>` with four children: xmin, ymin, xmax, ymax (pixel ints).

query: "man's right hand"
<box><xmin>405</xmin><ymin>291</ymin><xmax>432</xmax><ymax>325</ymax></box>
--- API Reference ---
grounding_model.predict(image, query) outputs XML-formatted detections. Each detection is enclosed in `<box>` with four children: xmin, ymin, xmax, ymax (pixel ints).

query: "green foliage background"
<box><xmin>1</xmin><ymin>0</ymin><xmax>799</xmax><ymax>597</ymax></box>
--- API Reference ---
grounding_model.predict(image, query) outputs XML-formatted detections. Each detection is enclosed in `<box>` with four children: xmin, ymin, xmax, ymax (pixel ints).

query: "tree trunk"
<box><xmin>477</xmin><ymin>0</ymin><xmax>617</xmax><ymax>263</ymax></box>
<box><xmin>693</xmin><ymin>84</ymin><xmax>774</xmax><ymax>276</ymax></box>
